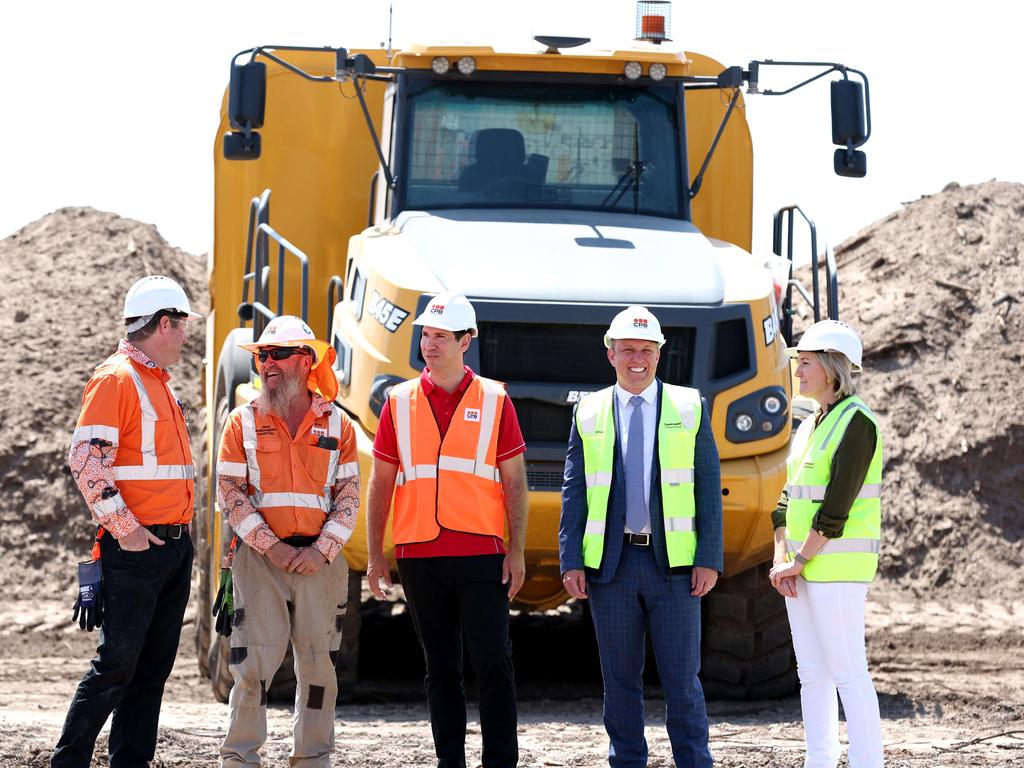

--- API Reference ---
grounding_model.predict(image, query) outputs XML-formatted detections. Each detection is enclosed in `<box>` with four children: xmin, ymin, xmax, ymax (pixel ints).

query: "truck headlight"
<box><xmin>725</xmin><ymin>387</ymin><xmax>788</xmax><ymax>443</ymax></box>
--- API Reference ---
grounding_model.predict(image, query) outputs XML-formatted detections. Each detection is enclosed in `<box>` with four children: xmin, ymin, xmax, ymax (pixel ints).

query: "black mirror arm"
<box><xmin>230</xmin><ymin>46</ymin><xmax>399</xmax><ymax>189</ymax></box>
<box><xmin>689</xmin><ymin>88</ymin><xmax>741</xmax><ymax>201</ymax></box>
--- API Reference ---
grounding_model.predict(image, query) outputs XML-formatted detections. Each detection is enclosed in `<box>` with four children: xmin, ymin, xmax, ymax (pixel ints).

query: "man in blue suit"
<box><xmin>559</xmin><ymin>306</ymin><xmax>723</xmax><ymax>768</ymax></box>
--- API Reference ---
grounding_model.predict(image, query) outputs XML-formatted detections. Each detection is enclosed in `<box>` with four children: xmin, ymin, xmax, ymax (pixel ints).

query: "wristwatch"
<box><xmin>794</xmin><ymin>553</ymin><xmax>809</xmax><ymax>565</ymax></box>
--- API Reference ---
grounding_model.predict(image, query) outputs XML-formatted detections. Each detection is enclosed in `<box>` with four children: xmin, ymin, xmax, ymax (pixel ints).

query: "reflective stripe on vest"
<box><xmin>576</xmin><ymin>384</ymin><xmax>700</xmax><ymax>569</ymax></box>
<box><xmin>390</xmin><ymin>375</ymin><xmax>506</xmax><ymax>544</ymax></box>
<box><xmin>785</xmin><ymin>396</ymin><xmax>883</xmax><ymax>582</ymax></box>
<box><xmin>108</xmin><ymin>365</ymin><xmax>195</xmax><ymax>482</ymax></box>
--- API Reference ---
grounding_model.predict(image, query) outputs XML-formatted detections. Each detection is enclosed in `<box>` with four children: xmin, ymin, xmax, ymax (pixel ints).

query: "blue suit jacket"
<box><xmin>559</xmin><ymin>380</ymin><xmax>724</xmax><ymax>584</ymax></box>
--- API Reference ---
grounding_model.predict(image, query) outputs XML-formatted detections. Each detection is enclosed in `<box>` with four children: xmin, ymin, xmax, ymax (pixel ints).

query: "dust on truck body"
<box><xmin>197</xmin><ymin>28</ymin><xmax>871</xmax><ymax>701</ymax></box>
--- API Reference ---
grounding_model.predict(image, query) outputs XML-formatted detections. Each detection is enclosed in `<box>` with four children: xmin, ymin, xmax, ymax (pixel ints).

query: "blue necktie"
<box><xmin>625</xmin><ymin>395</ymin><xmax>649</xmax><ymax>533</ymax></box>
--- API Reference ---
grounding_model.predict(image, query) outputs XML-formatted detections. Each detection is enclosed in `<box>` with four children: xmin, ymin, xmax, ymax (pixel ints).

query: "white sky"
<box><xmin>1</xmin><ymin>1</ymin><xmax>1019</xmax><ymax>259</ymax></box>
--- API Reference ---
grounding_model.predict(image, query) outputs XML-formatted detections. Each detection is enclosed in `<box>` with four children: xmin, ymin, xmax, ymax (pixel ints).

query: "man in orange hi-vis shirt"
<box><xmin>53</xmin><ymin>275</ymin><xmax>202</xmax><ymax>768</ymax></box>
<box><xmin>367</xmin><ymin>292</ymin><xmax>528</xmax><ymax>768</ymax></box>
<box><xmin>216</xmin><ymin>315</ymin><xmax>359</xmax><ymax>768</ymax></box>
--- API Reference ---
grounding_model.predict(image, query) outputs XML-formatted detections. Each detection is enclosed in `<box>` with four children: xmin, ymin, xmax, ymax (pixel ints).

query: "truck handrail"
<box><xmin>240</xmin><ymin>189</ymin><xmax>271</xmax><ymax>335</ymax></box>
<box><xmin>326</xmin><ymin>275</ymin><xmax>344</xmax><ymax>340</ymax></box>
<box><xmin>256</xmin><ymin>222</ymin><xmax>309</xmax><ymax>328</ymax></box>
<box><xmin>773</xmin><ymin>204</ymin><xmax>840</xmax><ymax>344</ymax></box>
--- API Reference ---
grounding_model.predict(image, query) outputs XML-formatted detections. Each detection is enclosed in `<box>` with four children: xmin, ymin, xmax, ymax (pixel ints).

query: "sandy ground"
<box><xmin>2</xmin><ymin>587</ymin><xmax>1021</xmax><ymax>767</ymax></box>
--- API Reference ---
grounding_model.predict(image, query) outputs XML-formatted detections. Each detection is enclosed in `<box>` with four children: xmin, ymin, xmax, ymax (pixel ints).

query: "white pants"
<box><xmin>785</xmin><ymin>579</ymin><xmax>884</xmax><ymax>768</ymax></box>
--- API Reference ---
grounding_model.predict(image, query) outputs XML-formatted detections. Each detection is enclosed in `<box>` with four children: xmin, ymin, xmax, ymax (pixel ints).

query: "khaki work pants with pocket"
<box><xmin>220</xmin><ymin>544</ymin><xmax>349</xmax><ymax>767</ymax></box>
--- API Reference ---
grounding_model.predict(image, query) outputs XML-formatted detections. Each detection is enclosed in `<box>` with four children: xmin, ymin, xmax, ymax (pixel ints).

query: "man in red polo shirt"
<box><xmin>367</xmin><ymin>292</ymin><xmax>527</xmax><ymax>768</ymax></box>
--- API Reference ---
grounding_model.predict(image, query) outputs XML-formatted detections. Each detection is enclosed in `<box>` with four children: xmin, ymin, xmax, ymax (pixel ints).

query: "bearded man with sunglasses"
<box><xmin>216</xmin><ymin>315</ymin><xmax>359</xmax><ymax>767</ymax></box>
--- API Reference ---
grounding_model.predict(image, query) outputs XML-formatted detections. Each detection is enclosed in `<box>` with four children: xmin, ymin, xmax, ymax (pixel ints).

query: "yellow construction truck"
<box><xmin>195</xmin><ymin>13</ymin><xmax>871</xmax><ymax>702</ymax></box>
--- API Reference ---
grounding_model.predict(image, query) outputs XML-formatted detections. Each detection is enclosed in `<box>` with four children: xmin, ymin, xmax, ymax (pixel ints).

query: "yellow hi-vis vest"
<box><xmin>576</xmin><ymin>384</ymin><xmax>700</xmax><ymax>569</ymax></box>
<box><xmin>785</xmin><ymin>395</ymin><xmax>883</xmax><ymax>582</ymax></box>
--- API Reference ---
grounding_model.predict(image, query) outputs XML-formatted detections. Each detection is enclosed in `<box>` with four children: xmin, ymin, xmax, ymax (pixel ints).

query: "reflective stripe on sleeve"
<box><xmin>217</xmin><ymin>461</ymin><xmax>248</xmax><ymax>477</ymax></box>
<box><xmin>93</xmin><ymin>493</ymin><xmax>125</xmax><ymax>516</ymax></box>
<box><xmin>113</xmin><ymin>464</ymin><xmax>195</xmax><ymax>481</ymax></box>
<box><xmin>335</xmin><ymin>462</ymin><xmax>359</xmax><ymax>479</ymax></box>
<box><xmin>235</xmin><ymin>512</ymin><xmax>266</xmax><ymax>540</ymax></box>
<box><xmin>72</xmin><ymin>425</ymin><xmax>120</xmax><ymax>445</ymax></box>
<box><xmin>321</xmin><ymin>520</ymin><xmax>353</xmax><ymax>542</ymax></box>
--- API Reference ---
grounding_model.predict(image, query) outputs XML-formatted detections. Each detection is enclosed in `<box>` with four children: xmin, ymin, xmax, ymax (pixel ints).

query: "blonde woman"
<box><xmin>769</xmin><ymin>319</ymin><xmax>884</xmax><ymax>768</ymax></box>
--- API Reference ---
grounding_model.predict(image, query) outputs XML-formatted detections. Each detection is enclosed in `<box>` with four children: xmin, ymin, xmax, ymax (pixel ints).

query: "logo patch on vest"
<box><xmin>464</xmin><ymin>408</ymin><xmax>481</xmax><ymax>422</ymax></box>
<box><xmin>311</xmin><ymin>426</ymin><xmax>327</xmax><ymax>438</ymax></box>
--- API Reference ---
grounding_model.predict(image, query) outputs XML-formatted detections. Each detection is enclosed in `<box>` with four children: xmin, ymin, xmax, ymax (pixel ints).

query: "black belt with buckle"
<box><xmin>145</xmin><ymin>523</ymin><xmax>187</xmax><ymax>540</ymax></box>
<box><xmin>282</xmin><ymin>535</ymin><xmax>318</xmax><ymax>547</ymax></box>
<box><xmin>624</xmin><ymin>533</ymin><xmax>651</xmax><ymax>547</ymax></box>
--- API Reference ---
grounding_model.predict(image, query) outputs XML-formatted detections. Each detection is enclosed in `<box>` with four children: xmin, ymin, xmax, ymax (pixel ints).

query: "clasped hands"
<box><xmin>267</xmin><ymin>541</ymin><xmax>327</xmax><ymax>575</ymax></box>
<box><xmin>768</xmin><ymin>559</ymin><xmax>801</xmax><ymax>598</ymax></box>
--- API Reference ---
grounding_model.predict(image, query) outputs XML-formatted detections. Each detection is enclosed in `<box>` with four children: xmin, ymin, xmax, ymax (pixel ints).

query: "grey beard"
<box><xmin>258</xmin><ymin>371</ymin><xmax>308</xmax><ymax>418</ymax></box>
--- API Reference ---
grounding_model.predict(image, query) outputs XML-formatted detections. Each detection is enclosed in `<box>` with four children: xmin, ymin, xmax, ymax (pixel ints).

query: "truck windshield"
<box><xmin>401</xmin><ymin>81</ymin><xmax>683</xmax><ymax>217</ymax></box>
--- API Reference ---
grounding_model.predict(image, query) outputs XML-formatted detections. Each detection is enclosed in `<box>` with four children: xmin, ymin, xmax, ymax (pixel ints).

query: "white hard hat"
<box><xmin>604</xmin><ymin>306</ymin><xmax>666</xmax><ymax>348</ymax></box>
<box><xmin>238</xmin><ymin>315</ymin><xmax>331</xmax><ymax>365</ymax></box>
<box><xmin>123</xmin><ymin>275</ymin><xmax>202</xmax><ymax>321</ymax></box>
<box><xmin>238</xmin><ymin>315</ymin><xmax>338</xmax><ymax>401</ymax></box>
<box><xmin>788</xmin><ymin>319</ymin><xmax>863</xmax><ymax>371</ymax></box>
<box><xmin>412</xmin><ymin>292</ymin><xmax>478</xmax><ymax>337</ymax></box>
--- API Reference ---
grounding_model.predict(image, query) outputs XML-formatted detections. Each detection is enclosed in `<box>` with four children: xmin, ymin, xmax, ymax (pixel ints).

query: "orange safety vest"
<box><xmin>389</xmin><ymin>375</ymin><xmax>507</xmax><ymax>544</ymax></box>
<box><xmin>218</xmin><ymin>400</ymin><xmax>358</xmax><ymax>540</ymax></box>
<box><xmin>72</xmin><ymin>352</ymin><xmax>194</xmax><ymax>525</ymax></box>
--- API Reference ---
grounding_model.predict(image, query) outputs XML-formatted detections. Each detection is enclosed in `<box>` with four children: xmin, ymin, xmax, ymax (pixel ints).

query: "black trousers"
<box><xmin>52</xmin><ymin>531</ymin><xmax>193</xmax><ymax>768</ymax></box>
<box><xmin>397</xmin><ymin>554</ymin><xmax>518</xmax><ymax>768</ymax></box>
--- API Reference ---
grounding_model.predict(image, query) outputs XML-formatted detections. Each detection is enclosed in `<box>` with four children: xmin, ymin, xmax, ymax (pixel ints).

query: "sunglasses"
<box><xmin>256</xmin><ymin>347</ymin><xmax>311</xmax><ymax>363</ymax></box>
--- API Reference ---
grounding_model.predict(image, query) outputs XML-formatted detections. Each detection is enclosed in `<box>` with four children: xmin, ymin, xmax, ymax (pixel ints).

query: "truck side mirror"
<box><xmin>834</xmin><ymin>147</ymin><xmax>866</xmax><ymax>177</ymax></box>
<box><xmin>223</xmin><ymin>61</ymin><xmax>266</xmax><ymax>160</ymax></box>
<box><xmin>229</xmin><ymin>61</ymin><xmax>266</xmax><ymax>130</ymax></box>
<box><xmin>831</xmin><ymin>79</ymin><xmax>867</xmax><ymax>178</ymax></box>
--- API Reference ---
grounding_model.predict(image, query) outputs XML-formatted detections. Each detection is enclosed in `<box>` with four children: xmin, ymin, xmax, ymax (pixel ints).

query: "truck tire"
<box><xmin>264</xmin><ymin>568</ymin><xmax>364</xmax><ymax>703</ymax></box>
<box><xmin>701</xmin><ymin>562</ymin><xmax>798</xmax><ymax>700</ymax></box>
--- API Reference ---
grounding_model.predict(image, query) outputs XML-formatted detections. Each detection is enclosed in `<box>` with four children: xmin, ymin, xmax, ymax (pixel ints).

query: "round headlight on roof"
<box><xmin>457</xmin><ymin>56</ymin><xmax>476</xmax><ymax>75</ymax></box>
<box><xmin>431</xmin><ymin>56</ymin><xmax>451</xmax><ymax>75</ymax></box>
<box><xmin>623</xmin><ymin>61</ymin><xmax>643</xmax><ymax>80</ymax></box>
<box><xmin>649</xmin><ymin>62</ymin><xmax>667</xmax><ymax>81</ymax></box>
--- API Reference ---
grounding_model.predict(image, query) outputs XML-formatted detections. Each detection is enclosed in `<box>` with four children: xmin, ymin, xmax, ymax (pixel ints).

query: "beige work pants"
<box><xmin>220</xmin><ymin>544</ymin><xmax>349</xmax><ymax>767</ymax></box>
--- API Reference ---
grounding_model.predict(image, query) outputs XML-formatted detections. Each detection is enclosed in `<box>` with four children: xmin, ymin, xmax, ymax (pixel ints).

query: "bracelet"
<box><xmin>794</xmin><ymin>553</ymin><xmax>809</xmax><ymax>565</ymax></box>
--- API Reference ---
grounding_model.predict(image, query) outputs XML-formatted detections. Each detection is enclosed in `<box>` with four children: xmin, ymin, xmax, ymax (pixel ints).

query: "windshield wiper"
<box><xmin>600</xmin><ymin>124</ymin><xmax>645</xmax><ymax>212</ymax></box>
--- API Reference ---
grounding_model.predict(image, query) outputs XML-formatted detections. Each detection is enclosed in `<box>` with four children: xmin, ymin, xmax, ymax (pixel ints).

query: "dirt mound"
<box><xmin>833</xmin><ymin>180</ymin><xmax>1024</xmax><ymax>596</ymax></box>
<box><xmin>0</xmin><ymin>207</ymin><xmax>207</xmax><ymax>591</ymax></box>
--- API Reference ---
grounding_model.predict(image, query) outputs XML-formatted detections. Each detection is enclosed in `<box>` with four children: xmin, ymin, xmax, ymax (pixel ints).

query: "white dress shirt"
<box><xmin>614</xmin><ymin>379</ymin><xmax>658</xmax><ymax>533</ymax></box>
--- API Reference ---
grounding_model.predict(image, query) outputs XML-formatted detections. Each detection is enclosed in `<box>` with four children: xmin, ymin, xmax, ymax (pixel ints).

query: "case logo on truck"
<box><xmin>566</xmin><ymin>390</ymin><xmax>596</xmax><ymax>403</ymax></box>
<box><xmin>368</xmin><ymin>290</ymin><xmax>410</xmax><ymax>332</ymax></box>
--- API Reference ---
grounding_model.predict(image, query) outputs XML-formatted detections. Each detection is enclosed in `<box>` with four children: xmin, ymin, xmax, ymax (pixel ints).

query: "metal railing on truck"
<box><xmin>773</xmin><ymin>204</ymin><xmax>839</xmax><ymax>346</ymax></box>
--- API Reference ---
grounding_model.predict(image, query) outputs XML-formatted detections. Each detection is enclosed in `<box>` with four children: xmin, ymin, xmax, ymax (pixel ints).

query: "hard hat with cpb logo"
<box><xmin>239</xmin><ymin>315</ymin><xmax>339</xmax><ymax>400</ymax></box>
<box><xmin>788</xmin><ymin>319</ymin><xmax>863</xmax><ymax>371</ymax></box>
<box><xmin>604</xmin><ymin>306</ymin><xmax>666</xmax><ymax>348</ymax></box>
<box><xmin>412</xmin><ymin>292</ymin><xmax>478</xmax><ymax>337</ymax></box>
